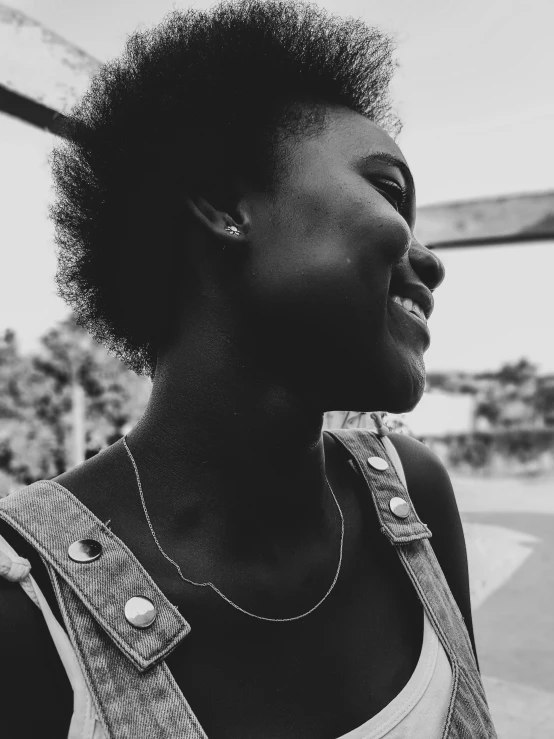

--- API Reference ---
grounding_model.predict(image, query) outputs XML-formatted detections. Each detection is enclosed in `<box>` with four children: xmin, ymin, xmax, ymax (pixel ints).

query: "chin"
<box><xmin>320</xmin><ymin>373</ymin><xmax>425</xmax><ymax>417</ymax></box>
<box><xmin>386</xmin><ymin>394</ymin><xmax>422</xmax><ymax>415</ymax></box>
<box><xmin>387</xmin><ymin>371</ymin><xmax>426</xmax><ymax>414</ymax></box>
<box><xmin>300</xmin><ymin>346</ymin><xmax>427</xmax><ymax>414</ymax></box>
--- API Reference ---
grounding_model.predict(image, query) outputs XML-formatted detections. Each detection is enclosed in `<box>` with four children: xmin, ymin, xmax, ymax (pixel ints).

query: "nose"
<box><xmin>409</xmin><ymin>237</ymin><xmax>446</xmax><ymax>291</ymax></box>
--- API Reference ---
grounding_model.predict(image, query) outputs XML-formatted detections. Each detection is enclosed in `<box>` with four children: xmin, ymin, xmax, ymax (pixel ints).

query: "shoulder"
<box><xmin>386</xmin><ymin>432</ymin><xmax>464</xmax><ymax>569</ymax></box>
<box><xmin>386</xmin><ymin>432</ymin><xmax>455</xmax><ymax>519</ymax></box>
<box><xmin>386</xmin><ymin>432</ymin><xmax>480</xmax><ymax>669</ymax></box>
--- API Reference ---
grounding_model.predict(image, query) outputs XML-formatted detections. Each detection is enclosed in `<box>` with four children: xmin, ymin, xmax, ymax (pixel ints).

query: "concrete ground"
<box><xmin>451</xmin><ymin>474</ymin><xmax>554</xmax><ymax>739</ymax></box>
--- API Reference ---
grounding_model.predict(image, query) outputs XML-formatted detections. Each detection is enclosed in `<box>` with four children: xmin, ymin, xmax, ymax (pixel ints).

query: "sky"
<box><xmin>1</xmin><ymin>0</ymin><xmax>553</xmax><ymax>374</ymax></box>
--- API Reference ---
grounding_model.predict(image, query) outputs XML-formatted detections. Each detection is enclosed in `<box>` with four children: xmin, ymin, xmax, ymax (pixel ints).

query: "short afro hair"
<box><xmin>50</xmin><ymin>0</ymin><xmax>402</xmax><ymax>377</ymax></box>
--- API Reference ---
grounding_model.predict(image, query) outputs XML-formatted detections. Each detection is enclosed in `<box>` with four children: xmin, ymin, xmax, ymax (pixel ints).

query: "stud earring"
<box><xmin>225</xmin><ymin>225</ymin><xmax>241</xmax><ymax>237</ymax></box>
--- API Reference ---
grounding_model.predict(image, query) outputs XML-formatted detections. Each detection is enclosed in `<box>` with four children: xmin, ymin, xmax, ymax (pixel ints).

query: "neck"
<box><xmin>125</xmin><ymin>333</ymin><xmax>333</xmax><ymax>560</ymax></box>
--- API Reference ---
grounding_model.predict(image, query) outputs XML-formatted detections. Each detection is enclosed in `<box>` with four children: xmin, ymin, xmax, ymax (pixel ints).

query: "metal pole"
<box><xmin>69</xmin><ymin>362</ymin><xmax>86</xmax><ymax>467</ymax></box>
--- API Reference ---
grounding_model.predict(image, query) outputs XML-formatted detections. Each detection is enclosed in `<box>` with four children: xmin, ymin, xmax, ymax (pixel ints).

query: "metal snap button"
<box><xmin>389</xmin><ymin>497</ymin><xmax>410</xmax><ymax>519</ymax></box>
<box><xmin>367</xmin><ymin>456</ymin><xmax>389</xmax><ymax>471</ymax></box>
<box><xmin>124</xmin><ymin>596</ymin><xmax>157</xmax><ymax>628</ymax></box>
<box><xmin>68</xmin><ymin>539</ymin><xmax>102</xmax><ymax>563</ymax></box>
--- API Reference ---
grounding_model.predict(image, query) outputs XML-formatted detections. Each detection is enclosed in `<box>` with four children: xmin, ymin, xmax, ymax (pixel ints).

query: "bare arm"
<box><xmin>0</xmin><ymin>520</ymin><xmax>73</xmax><ymax>736</ymax></box>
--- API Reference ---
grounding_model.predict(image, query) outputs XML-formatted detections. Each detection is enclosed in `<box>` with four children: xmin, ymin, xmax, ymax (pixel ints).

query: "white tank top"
<box><xmin>337</xmin><ymin>607</ymin><xmax>452</xmax><ymax>738</ymax></box>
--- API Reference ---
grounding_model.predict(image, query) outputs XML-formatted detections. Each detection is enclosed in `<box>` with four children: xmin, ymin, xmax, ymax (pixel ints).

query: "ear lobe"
<box><xmin>183</xmin><ymin>193</ymin><xmax>250</xmax><ymax>253</ymax></box>
<box><xmin>184</xmin><ymin>188</ymin><xmax>251</xmax><ymax>243</ymax></box>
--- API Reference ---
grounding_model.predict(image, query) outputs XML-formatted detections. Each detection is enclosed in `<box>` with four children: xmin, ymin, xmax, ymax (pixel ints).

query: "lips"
<box><xmin>388</xmin><ymin>296</ymin><xmax>431</xmax><ymax>341</ymax></box>
<box><xmin>389</xmin><ymin>284</ymin><xmax>433</xmax><ymax>321</ymax></box>
<box><xmin>390</xmin><ymin>294</ymin><xmax>427</xmax><ymax>323</ymax></box>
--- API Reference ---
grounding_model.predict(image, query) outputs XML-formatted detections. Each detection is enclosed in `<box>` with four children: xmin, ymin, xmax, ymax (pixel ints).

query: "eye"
<box><xmin>375</xmin><ymin>179</ymin><xmax>408</xmax><ymax>212</ymax></box>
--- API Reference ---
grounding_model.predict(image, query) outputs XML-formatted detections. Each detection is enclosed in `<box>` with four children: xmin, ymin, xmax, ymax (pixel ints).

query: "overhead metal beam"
<box><xmin>416</xmin><ymin>191</ymin><xmax>554</xmax><ymax>248</ymax></box>
<box><xmin>425</xmin><ymin>231</ymin><xmax>554</xmax><ymax>250</ymax></box>
<box><xmin>0</xmin><ymin>3</ymin><xmax>100</xmax><ymax>113</ymax></box>
<box><xmin>0</xmin><ymin>82</ymin><xmax>69</xmax><ymax>137</ymax></box>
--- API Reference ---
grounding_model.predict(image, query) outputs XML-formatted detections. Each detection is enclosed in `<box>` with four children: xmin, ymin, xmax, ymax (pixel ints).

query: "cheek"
<box><xmin>245</xmin><ymin>209</ymin><xmax>407</xmax><ymax>327</ymax></box>
<box><xmin>245</xmin><ymin>233</ymin><xmax>368</xmax><ymax>326</ymax></box>
<box><xmin>240</xmin><ymin>240</ymin><xmax>386</xmax><ymax>381</ymax></box>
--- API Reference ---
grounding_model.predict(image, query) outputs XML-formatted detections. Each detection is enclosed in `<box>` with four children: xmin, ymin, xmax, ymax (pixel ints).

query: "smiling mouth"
<box><xmin>389</xmin><ymin>296</ymin><xmax>430</xmax><ymax>332</ymax></box>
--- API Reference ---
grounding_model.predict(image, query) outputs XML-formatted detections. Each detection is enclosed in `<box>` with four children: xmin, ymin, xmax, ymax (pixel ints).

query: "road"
<box><xmin>452</xmin><ymin>473</ymin><xmax>554</xmax><ymax>739</ymax></box>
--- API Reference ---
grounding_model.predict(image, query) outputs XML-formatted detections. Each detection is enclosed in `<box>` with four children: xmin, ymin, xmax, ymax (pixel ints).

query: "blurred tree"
<box><xmin>473</xmin><ymin>358</ymin><xmax>544</xmax><ymax>429</ymax></box>
<box><xmin>474</xmin><ymin>390</ymin><xmax>502</xmax><ymax>428</ymax></box>
<box><xmin>0</xmin><ymin>329</ymin><xmax>61</xmax><ymax>483</ymax></box>
<box><xmin>475</xmin><ymin>357</ymin><xmax>538</xmax><ymax>387</ymax></box>
<box><xmin>34</xmin><ymin>315</ymin><xmax>152</xmax><ymax>464</ymax></box>
<box><xmin>0</xmin><ymin>318</ymin><xmax>151</xmax><ymax>484</ymax></box>
<box><xmin>533</xmin><ymin>376</ymin><xmax>554</xmax><ymax>427</ymax></box>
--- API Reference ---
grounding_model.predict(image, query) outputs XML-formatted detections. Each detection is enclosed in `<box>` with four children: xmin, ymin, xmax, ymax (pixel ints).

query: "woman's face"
<box><xmin>236</xmin><ymin>105</ymin><xmax>446</xmax><ymax>414</ymax></box>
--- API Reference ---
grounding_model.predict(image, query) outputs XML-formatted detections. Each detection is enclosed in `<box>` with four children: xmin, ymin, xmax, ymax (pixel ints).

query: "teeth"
<box><xmin>390</xmin><ymin>294</ymin><xmax>426</xmax><ymax>322</ymax></box>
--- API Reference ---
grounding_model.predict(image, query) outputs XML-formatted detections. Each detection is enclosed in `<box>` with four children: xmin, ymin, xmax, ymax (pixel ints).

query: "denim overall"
<box><xmin>0</xmin><ymin>429</ymin><xmax>497</xmax><ymax>738</ymax></box>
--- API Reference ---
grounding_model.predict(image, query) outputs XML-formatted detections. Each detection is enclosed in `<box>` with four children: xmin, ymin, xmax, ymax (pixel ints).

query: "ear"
<box><xmin>184</xmin><ymin>184</ymin><xmax>250</xmax><ymax>246</ymax></box>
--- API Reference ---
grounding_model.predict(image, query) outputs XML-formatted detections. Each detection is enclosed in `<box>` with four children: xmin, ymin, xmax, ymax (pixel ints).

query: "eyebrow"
<box><xmin>357</xmin><ymin>152</ymin><xmax>415</xmax><ymax>199</ymax></box>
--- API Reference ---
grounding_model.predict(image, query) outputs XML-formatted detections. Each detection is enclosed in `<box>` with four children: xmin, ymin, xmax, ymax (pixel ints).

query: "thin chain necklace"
<box><xmin>122</xmin><ymin>436</ymin><xmax>345</xmax><ymax>622</ymax></box>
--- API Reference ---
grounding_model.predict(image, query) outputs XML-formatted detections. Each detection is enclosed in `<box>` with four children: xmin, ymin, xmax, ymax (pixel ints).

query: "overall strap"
<box><xmin>325</xmin><ymin>428</ymin><xmax>497</xmax><ymax>738</ymax></box>
<box><xmin>0</xmin><ymin>480</ymin><xmax>190</xmax><ymax>672</ymax></box>
<box><xmin>325</xmin><ymin>428</ymin><xmax>432</xmax><ymax>544</ymax></box>
<box><xmin>0</xmin><ymin>481</ymin><xmax>208</xmax><ymax>738</ymax></box>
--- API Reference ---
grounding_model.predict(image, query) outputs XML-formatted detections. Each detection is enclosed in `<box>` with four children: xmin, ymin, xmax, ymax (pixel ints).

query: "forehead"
<box><xmin>291</xmin><ymin>105</ymin><xmax>407</xmax><ymax>169</ymax></box>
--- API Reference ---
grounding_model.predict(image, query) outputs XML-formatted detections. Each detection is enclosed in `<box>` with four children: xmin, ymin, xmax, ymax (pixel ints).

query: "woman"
<box><xmin>0</xmin><ymin>1</ymin><xmax>497</xmax><ymax>737</ymax></box>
